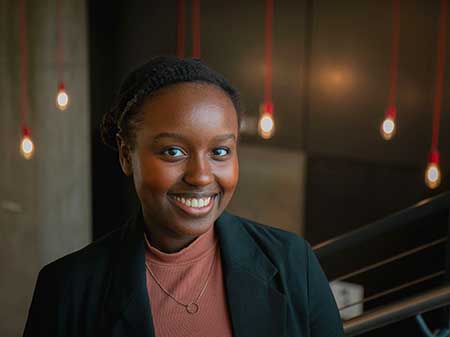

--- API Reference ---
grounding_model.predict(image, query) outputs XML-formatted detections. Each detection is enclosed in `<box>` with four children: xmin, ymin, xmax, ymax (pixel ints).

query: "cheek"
<box><xmin>217</xmin><ymin>157</ymin><xmax>239</xmax><ymax>194</ymax></box>
<box><xmin>132</xmin><ymin>156</ymin><xmax>180</xmax><ymax>197</ymax></box>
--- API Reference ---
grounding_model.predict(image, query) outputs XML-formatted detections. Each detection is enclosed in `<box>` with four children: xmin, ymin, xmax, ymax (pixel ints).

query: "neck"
<box><xmin>142</xmin><ymin>215</ymin><xmax>197</xmax><ymax>254</ymax></box>
<box><xmin>146</xmin><ymin>231</ymin><xmax>197</xmax><ymax>253</ymax></box>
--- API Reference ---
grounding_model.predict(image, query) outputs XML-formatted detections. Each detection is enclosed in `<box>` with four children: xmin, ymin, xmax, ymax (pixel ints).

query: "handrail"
<box><xmin>344</xmin><ymin>284</ymin><xmax>450</xmax><ymax>336</ymax></box>
<box><xmin>313</xmin><ymin>192</ymin><xmax>450</xmax><ymax>259</ymax></box>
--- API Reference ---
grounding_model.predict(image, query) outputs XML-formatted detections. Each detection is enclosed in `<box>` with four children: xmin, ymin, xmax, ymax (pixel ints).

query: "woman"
<box><xmin>23</xmin><ymin>57</ymin><xmax>343</xmax><ymax>337</ymax></box>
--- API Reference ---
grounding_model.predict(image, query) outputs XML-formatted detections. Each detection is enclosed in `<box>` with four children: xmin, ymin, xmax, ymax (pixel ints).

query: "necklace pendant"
<box><xmin>186</xmin><ymin>302</ymin><xmax>199</xmax><ymax>314</ymax></box>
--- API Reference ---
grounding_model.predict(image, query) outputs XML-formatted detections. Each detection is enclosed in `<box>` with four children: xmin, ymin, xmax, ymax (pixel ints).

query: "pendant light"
<box><xmin>425</xmin><ymin>0</ymin><xmax>447</xmax><ymax>189</ymax></box>
<box><xmin>380</xmin><ymin>0</ymin><xmax>400</xmax><ymax>140</ymax></box>
<box><xmin>18</xmin><ymin>0</ymin><xmax>34</xmax><ymax>159</ymax></box>
<box><xmin>258</xmin><ymin>0</ymin><xmax>275</xmax><ymax>139</ymax></box>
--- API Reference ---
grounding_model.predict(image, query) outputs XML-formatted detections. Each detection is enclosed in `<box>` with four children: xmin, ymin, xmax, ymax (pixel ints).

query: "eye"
<box><xmin>162</xmin><ymin>147</ymin><xmax>185</xmax><ymax>158</ymax></box>
<box><xmin>212</xmin><ymin>147</ymin><xmax>230</xmax><ymax>157</ymax></box>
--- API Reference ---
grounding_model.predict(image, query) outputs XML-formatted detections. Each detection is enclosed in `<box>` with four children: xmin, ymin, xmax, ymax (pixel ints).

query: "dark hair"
<box><xmin>101</xmin><ymin>56</ymin><xmax>241</xmax><ymax>150</ymax></box>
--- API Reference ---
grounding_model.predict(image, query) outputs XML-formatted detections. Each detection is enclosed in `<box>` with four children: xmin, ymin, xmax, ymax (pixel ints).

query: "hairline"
<box><xmin>121</xmin><ymin>80</ymin><xmax>241</xmax><ymax>150</ymax></box>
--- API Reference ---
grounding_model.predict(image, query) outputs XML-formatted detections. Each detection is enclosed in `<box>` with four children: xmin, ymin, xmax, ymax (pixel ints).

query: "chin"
<box><xmin>173</xmin><ymin>215</ymin><xmax>216</xmax><ymax>236</ymax></box>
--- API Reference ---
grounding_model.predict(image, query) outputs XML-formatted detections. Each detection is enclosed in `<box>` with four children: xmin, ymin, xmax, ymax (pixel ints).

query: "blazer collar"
<box><xmin>106</xmin><ymin>211</ymin><xmax>287</xmax><ymax>337</ymax></box>
<box><xmin>215</xmin><ymin>211</ymin><xmax>278</xmax><ymax>282</ymax></box>
<box><xmin>105</xmin><ymin>211</ymin><xmax>155</xmax><ymax>337</ymax></box>
<box><xmin>215</xmin><ymin>211</ymin><xmax>287</xmax><ymax>337</ymax></box>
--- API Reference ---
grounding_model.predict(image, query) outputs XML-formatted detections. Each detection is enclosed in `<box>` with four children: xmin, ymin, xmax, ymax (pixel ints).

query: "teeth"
<box><xmin>172</xmin><ymin>195</ymin><xmax>214</xmax><ymax>208</ymax></box>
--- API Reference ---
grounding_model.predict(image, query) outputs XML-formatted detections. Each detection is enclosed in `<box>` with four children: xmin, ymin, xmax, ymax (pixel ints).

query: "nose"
<box><xmin>182</xmin><ymin>154</ymin><xmax>214</xmax><ymax>187</ymax></box>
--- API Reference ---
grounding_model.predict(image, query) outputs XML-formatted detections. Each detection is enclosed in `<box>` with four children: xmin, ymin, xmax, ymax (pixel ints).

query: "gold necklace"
<box><xmin>145</xmin><ymin>245</ymin><xmax>217</xmax><ymax>314</ymax></box>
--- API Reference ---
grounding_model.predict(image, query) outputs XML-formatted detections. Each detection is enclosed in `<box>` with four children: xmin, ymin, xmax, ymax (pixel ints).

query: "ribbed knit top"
<box><xmin>144</xmin><ymin>225</ymin><xmax>233</xmax><ymax>337</ymax></box>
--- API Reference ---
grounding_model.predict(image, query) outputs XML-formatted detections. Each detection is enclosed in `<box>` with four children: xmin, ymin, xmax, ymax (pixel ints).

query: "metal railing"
<box><xmin>312</xmin><ymin>191</ymin><xmax>450</xmax><ymax>336</ymax></box>
<box><xmin>314</xmin><ymin>192</ymin><xmax>450</xmax><ymax>260</ymax></box>
<box><xmin>344</xmin><ymin>284</ymin><xmax>450</xmax><ymax>336</ymax></box>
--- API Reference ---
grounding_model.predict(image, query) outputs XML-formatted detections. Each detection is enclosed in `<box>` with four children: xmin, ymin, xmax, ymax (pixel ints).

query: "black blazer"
<box><xmin>23</xmin><ymin>211</ymin><xmax>343</xmax><ymax>337</ymax></box>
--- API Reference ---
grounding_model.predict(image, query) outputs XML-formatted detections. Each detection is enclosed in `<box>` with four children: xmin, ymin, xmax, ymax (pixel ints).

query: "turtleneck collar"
<box><xmin>144</xmin><ymin>224</ymin><xmax>217</xmax><ymax>265</ymax></box>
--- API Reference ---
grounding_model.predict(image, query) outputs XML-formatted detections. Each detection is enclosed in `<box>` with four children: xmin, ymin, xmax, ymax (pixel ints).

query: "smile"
<box><xmin>168</xmin><ymin>194</ymin><xmax>218</xmax><ymax>216</ymax></box>
<box><xmin>173</xmin><ymin>196</ymin><xmax>212</xmax><ymax>208</ymax></box>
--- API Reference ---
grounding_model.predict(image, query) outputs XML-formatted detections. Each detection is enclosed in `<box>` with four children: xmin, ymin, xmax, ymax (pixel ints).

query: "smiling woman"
<box><xmin>22</xmin><ymin>57</ymin><xmax>343</xmax><ymax>337</ymax></box>
<box><xmin>117</xmin><ymin>82</ymin><xmax>239</xmax><ymax>253</ymax></box>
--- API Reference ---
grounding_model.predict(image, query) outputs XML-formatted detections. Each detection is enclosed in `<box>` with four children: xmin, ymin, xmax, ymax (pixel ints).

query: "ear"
<box><xmin>116</xmin><ymin>134</ymin><xmax>133</xmax><ymax>176</ymax></box>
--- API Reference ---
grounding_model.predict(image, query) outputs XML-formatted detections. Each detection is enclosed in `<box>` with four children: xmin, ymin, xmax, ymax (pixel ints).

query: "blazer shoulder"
<box><xmin>233</xmin><ymin>214</ymin><xmax>310</xmax><ymax>263</ymax></box>
<box><xmin>39</xmin><ymin>224</ymin><xmax>126</xmax><ymax>280</ymax></box>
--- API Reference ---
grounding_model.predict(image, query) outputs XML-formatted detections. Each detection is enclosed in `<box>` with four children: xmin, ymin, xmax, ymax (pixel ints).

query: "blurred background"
<box><xmin>1</xmin><ymin>0</ymin><xmax>450</xmax><ymax>336</ymax></box>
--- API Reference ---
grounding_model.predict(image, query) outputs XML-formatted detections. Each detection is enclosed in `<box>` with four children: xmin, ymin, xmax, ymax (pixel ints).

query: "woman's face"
<box><xmin>118</xmin><ymin>83</ymin><xmax>239</xmax><ymax>252</ymax></box>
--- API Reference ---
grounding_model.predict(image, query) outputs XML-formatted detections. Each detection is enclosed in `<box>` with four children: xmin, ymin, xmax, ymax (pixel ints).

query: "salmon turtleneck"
<box><xmin>144</xmin><ymin>224</ymin><xmax>233</xmax><ymax>337</ymax></box>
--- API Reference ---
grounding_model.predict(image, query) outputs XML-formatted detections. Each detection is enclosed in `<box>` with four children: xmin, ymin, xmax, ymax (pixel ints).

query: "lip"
<box><xmin>168</xmin><ymin>193</ymin><xmax>218</xmax><ymax>217</ymax></box>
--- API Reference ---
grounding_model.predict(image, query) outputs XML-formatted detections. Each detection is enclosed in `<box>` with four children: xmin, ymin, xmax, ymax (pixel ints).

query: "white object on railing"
<box><xmin>331</xmin><ymin>281</ymin><xmax>364</xmax><ymax>320</ymax></box>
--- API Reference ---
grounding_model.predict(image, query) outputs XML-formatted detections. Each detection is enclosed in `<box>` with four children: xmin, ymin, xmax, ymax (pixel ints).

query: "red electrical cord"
<box><xmin>176</xmin><ymin>0</ymin><xmax>185</xmax><ymax>58</ymax></box>
<box><xmin>19</xmin><ymin>0</ymin><xmax>29</xmax><ymax>134</ymax></box>
<box><xmin>56</xmin><ymin>0</ymin><xmax>64</xmax><ymax>87</ymax></box>
<box><xmin>264</xmin><ymin>0</ymin><xmax>274</xmax><ymax>111</ymax></box>
<box><xmin>387</xmin><ymin>0</ymin><xmax>400</xmax><ymax>111</ymax></box>
<box><xmin>431</xmin><ymin>0</ymin><xmax>448</xmax><ymax>152</ymax></box>
<box><xmin>192</xmin><ymin>0</ymin><xmax>200</xmax><ymax>58</ymax></box>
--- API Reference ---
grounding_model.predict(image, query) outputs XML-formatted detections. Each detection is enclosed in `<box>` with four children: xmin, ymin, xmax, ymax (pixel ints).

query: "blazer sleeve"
<box><xmin>23</xmin><ymin>266</ymin><xmax>60</xmax><ymax>337</ymax></box>
<box><xmin>305</xmin><ymin>242</ymin><xmax>344</xmax><ymax>337</ymax></box>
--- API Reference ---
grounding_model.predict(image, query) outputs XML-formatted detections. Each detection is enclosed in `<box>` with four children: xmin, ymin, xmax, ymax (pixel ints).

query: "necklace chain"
<box><xmin>145</xmin><ymin>245</ymin><xmax>217</xmax><ymax>314</ymax></box>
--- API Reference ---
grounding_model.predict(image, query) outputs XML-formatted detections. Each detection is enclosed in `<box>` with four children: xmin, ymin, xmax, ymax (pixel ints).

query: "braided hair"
<box><xmin>101</xmin><ymin>56</ymin><xmax>241</xmax><ymax>151</ymax></box>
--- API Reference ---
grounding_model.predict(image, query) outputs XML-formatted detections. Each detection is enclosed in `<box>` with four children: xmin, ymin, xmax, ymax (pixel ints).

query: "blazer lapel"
<box><xmin>216</xmin><ymin>212</ymin><xmax>287</xmax><ymax>337</ymax></box>
<box><xmin>105</xmin><ymin>212</ymin><xmax>156</xmax><ymax>337</ymax></box>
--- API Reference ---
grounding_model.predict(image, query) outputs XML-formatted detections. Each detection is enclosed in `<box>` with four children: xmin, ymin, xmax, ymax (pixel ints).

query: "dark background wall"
<box><xmin>89</xmin><ymin>1</ymin><xmax>450</xmax><ymax>335</ymax></box>
<box><xmin>89</xmin><ymin>0</ymin><xmax>450</xmax><ymax>239</ymax></box>
<box><xmin>305</xmin><ymin>0</ymin><xmax>450</xmax><ymax>244</ymax></box>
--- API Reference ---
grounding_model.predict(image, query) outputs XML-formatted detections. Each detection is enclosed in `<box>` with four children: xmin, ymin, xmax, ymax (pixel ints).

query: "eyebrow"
<box><xmin>152</xmin><ymin>132</ymin><xmax>236</xmax><ymax>143</ymax></box>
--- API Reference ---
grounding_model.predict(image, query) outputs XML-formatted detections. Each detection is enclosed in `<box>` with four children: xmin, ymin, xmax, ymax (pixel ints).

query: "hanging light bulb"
<box><xmin>56</xmin><ymin>82</ymin><xmax>69</xmax><ymax>110</ymax></box>
<box><xmin>425</xmin><ymin>163</ymin><xmax>441</xmax><ymax>189</ymax></box>
<box><xmin>425</xmin><ymin>149</ymin><xmax>441</xmax><ymax>189</ymax></box>
<box><xmin>20</xmin><ymin>127</ymin><xmax>34</xmax><ymax>160</ymax></box>
<box><xmin>381</xmin><ymin>117</ymin><xmax>396</xmax><ymax>139</ymax></box>
<box><xmin>380</xmin><ymin>106</ymin><xmax>397</xmax><ymax>140</ymax></box>
<box><xmin>258</xmin><ymin>102</ymin><xmax>275</xmax><ymax>139</ymax></box>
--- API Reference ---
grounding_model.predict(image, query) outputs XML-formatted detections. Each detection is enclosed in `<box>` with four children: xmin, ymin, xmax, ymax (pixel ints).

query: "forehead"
<box><xmin>136</xmin><ymin>82</ymin><xmax>238</xmax><ymax>137</ymax></box>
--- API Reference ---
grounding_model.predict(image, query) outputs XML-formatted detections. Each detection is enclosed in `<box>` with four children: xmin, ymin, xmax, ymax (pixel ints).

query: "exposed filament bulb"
<box><xmin>380</xmin><ymin>117</ymin><xmax>396</xmax><ymax>140</ymax></box>
<box><xmin>380</xmin><ymin>106</ymin><xmax>397</xmax><ymax>140</ymax></box>
<box><xmin>425</xmin><ymin>162</ymin><xmax>441</xmax><ymax>189</ymax></box>
<box><xmin>56</xmin><ymin>83</ymin><xmax>69</xmax><ymax>111</ymax></box>
<box><xmin>258</xmin><ymin>102</ymin><xmax>275</xmax><ymax>139</ymax></box>
<box><xmin>20</xmin><ymin>128</ymin><xmax>34</xmax><ymax>159</ymax></box>
<box><xmin>425</xmin><ymin>150</ymin><xmax>442</xmax><ymax>189</ymax></box>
